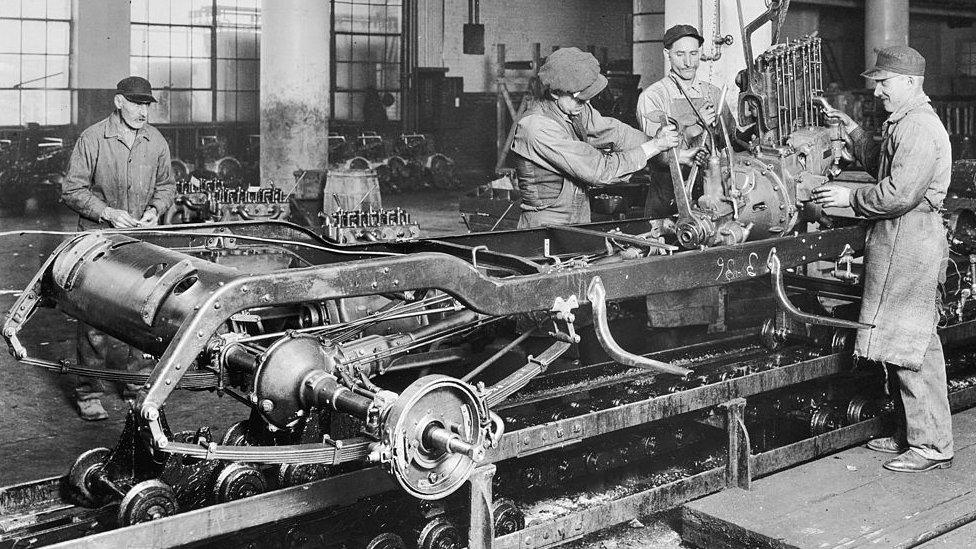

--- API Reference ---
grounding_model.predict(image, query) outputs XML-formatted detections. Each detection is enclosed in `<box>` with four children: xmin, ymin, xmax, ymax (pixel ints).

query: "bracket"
<box><xmin>467</xmin><ymin>464</ymin><xmax>496</xmax><ymax>549</ymax></box>
<box><xmin>721</xmin><ymin>398</ymin><xmax>752</xmax><ymax>490</ymax></box>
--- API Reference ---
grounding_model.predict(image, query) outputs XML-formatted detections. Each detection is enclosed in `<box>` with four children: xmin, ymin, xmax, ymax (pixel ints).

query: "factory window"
<box><xmin>958</xmin><ymin>40</ymin><xmax>976</xmax><ymax>77</ymax></box>
<box><xmin>332</xmin><ymin>0</ymin><xmax>402</xmax><ymax>123</ymax></box>
<box><xmin>131</xmin><ymin>0</ymin><xmax>259</xmax><ymax>123</ymax></box>
<box><xmin>0</xmin><ymin>0</ymin><xmax>72</xmax><ymax>126</ymax></box>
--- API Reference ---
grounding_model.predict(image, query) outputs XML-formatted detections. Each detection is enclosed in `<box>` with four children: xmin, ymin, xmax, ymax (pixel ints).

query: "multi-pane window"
<box><xmin>0</xmin><ymin>0</ymin><xmax>71</xmax><ymax>126</ymax></box>
<box><xmin>958</xmin><ymin>40</ymin><xmax>976</xmax><ymax>77</ymax></box>
<box><xmin>131</xmin><ymin>0</ymin><xmax>259</xmax><ymax>123</ymax></box>
<box><xmin>216</xmin><ymin>1</ymin><xmax>259</xmax><ymax>122</ymax></box>
<box><xmin>333</xmin><ymin>0</ymin><xmax>402</xmax><ymax>122</ymax></box>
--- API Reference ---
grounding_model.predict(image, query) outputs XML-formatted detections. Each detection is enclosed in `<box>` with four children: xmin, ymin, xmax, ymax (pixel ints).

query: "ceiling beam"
<box><xmin>792</xmin><ymin>0</ymin><xmax>976</xmax><ymax>19</ymax></box>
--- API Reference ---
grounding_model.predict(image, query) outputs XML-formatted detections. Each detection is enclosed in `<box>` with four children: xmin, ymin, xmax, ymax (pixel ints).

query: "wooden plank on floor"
<box><xmin>681</xmin><ymin>407</ymin><xmax>976</xmax><ymax>549</ymax></box>
<box><xmin>916</xmin><ymin>518</ymin><xmax>976</xmax><ymax>547</ymax></box>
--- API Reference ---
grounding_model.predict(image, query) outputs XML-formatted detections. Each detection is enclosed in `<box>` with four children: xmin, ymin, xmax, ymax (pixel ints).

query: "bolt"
<box><xmin>214</xmin><ymin>302</ymin><xmax>221</xmax><ymax>309</ymax></box>
<box><xmin>261</xmin><ymin>399</ymin><xmax>274</xmax><ymax>412</ymax></box>
<box><xmin>556</xmin><ymin>429</ymin><xmax>564</xmax><ymax>438</ymax></box>
<box><xmin>241</xmin><ymin>285</ymin><xmax>248</xmax><ymax>292</ymax></box>
<box><xmin>427</xmin><ymin>471</ymin><xmax>440</xmax><ymax>483</ymax></box>
<box><xmin>572</xmin><ymin>424</ymin><xmax>582</xmax><ymax>433</ymax></box>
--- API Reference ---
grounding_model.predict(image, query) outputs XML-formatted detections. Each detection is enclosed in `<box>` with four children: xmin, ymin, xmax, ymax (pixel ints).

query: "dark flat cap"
<box><xmin>538</xmin><ymin>47</ymin><xmax>608</xmax><ymax>101</ymax></box>
<box><xmin>116</xmin><ymin>76</ymin><xmax>157</xmax><ymax>104</ymax></box>
<box><xmin>664</xmin><ymin>24</ymin><xmax>704</xmax><ymax>49</ymax></box>
<box><xmin>862</xmin><ymin>45</ymin><xmax>925</xmax><ymax>80</ymax></box>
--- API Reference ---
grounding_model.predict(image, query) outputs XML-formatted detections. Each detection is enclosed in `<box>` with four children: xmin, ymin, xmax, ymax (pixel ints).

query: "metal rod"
<box><xmin>588</xmin><ymin>277</ymin><xmax>691</xmax><ymax>376</ymax></box>
<box><xmin>462</xmin><ymin>328</ymin><xmax>537</xmax><ymax>382</ymax></box>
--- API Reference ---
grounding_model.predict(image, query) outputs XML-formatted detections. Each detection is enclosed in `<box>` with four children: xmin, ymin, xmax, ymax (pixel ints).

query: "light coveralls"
<box><xmin>848</xmin><ymin>93</ymin><xmax>953</xmax><ymax>461</ymax></box>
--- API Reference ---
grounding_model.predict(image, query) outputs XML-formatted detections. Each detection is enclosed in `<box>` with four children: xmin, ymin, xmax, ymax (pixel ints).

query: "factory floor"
<box><xmin>0</xmin><ymin>190</ymin><xmax>686</xmax><ymax>548</ymax></box>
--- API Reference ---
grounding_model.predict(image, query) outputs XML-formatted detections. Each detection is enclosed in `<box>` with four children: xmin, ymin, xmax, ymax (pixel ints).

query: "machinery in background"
<box><xmin>286</xmin><ymin>165</ymin><xmax>423</xmax><ymax>245</ymax></box>
<box><xmin>0</xmin><ymin>124</ymin><xmax>72</xmax><ymax>215</ymax></box>
<box><xmin>5</xmin><ymin>3</ymin><xmax>976</xmax><ymax>548</ymax></box>
<box><xmin>943</xmin><ymin>158</ymin><xmax>976</xmax><ymax>326</ymax></box>
<box><xmin>328</xmin><ymin>131</ymin><xmax>458</xmax><ymax>192</ymax></box>
<box><xmin>321</xmin><ymin>205</ymin><xmax>421</xmax><ymax>244</ymax></box>
<box><xmin>163</xmin><ymin>178</ymin><xmax>287</xmax><ymax>224</ymax></box>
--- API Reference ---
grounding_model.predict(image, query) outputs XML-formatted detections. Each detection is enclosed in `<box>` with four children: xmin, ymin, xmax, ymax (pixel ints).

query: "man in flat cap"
<box><xmin>635</xmin><ymin>25</ymin><xmax>739</xmax><ymax>348</ymax></box>
<box><xmin>814</xmin><ymin>46</ymin><xmax>953</xmax><ymax>472</ymax></box>
<box><xmin>61</xmin><ymin>76</ymin><xmax>175</xmax><ymax>419</ymax></box>
<box><xmin>511</xmin><ymin>47</ymin><xmax>680</xmax><ymax>228</ymax></box>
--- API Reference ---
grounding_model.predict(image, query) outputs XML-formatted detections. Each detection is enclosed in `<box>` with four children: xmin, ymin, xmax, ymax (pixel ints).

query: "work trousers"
<box><xmin>74</xmin><ymin>323</ymin><xmax>153</xmax><ymax>401</ymax></box>
<box><xmin>887</xmin><ymin>332</ymin><xmax>953</xmax><ymax>461</ymax></box>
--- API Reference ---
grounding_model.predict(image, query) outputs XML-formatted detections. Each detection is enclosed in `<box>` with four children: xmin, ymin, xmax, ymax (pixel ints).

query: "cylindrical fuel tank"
<box><xmin>48</xmin><ymin>233</ymin><xmax>242</xmax><ymax>355</ymax></box>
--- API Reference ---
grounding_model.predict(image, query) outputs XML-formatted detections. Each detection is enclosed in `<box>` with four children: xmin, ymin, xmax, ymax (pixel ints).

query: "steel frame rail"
<box><xmin>3</xmin><ymin>318</ymin><xmax>968</xmax><ymax>548</ymax></box>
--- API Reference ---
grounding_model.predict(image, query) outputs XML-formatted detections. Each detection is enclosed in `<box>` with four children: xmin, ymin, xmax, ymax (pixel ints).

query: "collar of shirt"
<box><xmin>541</xmin><ymin>99</ymin><xmax>573</xmax><ymax>123</ymax></box>
<box><xmin>104</xmin><ymin>111</ymin><xmax>150</xmax><ymax>142</ymax></box>
<box><xmin>883</xmin><ymin>92</ymin><xmax>931</xmax><ymax>127</ymax></box>
<box><xmin>667</xmin><ymin>73</ymin><xmax>702</xmax><ymax>96</ymax></box>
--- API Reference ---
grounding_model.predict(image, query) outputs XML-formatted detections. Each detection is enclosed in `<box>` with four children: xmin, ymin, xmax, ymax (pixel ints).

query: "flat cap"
<box><xmin>116</xmin><ymin>76</ymin><xmax>157</xmax><ymax>104</ymax></box>
<box><xmin>862</xmin><ymin>45</ymin><xmax>925</xmax><ymax>80</ymax></box>
<box><xmin>663</xmin><ymin>24</ymin><xmax>705</xmax><ymax>49</ymax></box>
<box><xmin>537</xmin><ymin>47</ymin><xmax>608</xmax><ymax>101</ymax></box>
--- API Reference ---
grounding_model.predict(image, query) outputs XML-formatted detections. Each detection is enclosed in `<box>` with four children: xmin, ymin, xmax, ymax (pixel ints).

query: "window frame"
<box><xmin>331</xmin><ymin>0</ymin><xmax>404</xmax><ymax>123</ymax></box>
<box><xmin>0</xmin><ymin>0</ymin><xmax>73</xmax><ymax>127</ymax></box>
<box><xmin>130</xmin><ymin>0</ymin><xmax>260</xmax><ymax>124</ymax></box>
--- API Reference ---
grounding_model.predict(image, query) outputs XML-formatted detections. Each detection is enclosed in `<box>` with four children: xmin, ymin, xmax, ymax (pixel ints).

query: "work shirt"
<box><xmin>637</xmin><ymin>76</ymin><xmax>733</xmax><ymax>144</ymax></box>
<box><xmin>848</xmin><ymin>93</ymin><xmax>951</xmax><ymax>370</ymax></box>
<box><xmin>62</xmin><ymin>112</ymin><xmax>175</xmax><ymax>230</ymax></box>
<box><xmin>510</xmin><ymin>99</ymin><xmax>650</xmax><ymax>227</ymax></box>
<box><xmin>636</xmin><ymin>75</ymin><xmax>727</xmax><ymax>329</ymax></box>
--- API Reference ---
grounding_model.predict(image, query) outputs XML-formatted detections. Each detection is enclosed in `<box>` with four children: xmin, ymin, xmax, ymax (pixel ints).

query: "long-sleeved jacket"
<box><xmin>848</xmin><ymin>94</ymin><xmax>951</xmax><ymax>370</ymax></box>
<box><xmin>62</xmin><ymin>112</ymin><xmax>175</xmax><ymax>230</ymax></box>
<box><xmin>510</xmin><ymin>99</ymin><xmax>651</xmax><ymax>227</ymax></box>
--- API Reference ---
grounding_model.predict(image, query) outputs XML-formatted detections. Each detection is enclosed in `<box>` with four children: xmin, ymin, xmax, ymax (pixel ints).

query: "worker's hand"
<box><xmin>700</xmin><ymin>103</ymin><xmax>717</xmax><ymax>127</ymax></box>
<box><xmin>678</xmin><ymin>146</ymin><xmax>708</xmax><ymax>167</ymax></box>
<box><xmin>822</xmin><ymin>107</ymin><xmax>858</xmax><ymax>134</ymax></box>
<box><xmin>100</xmin><ymin>207</ymin><xmax>141</xmax><ymax>228</ymax></box>
<box><xmin>139</xmin><ymin>207</ymin><xmax>159</xmax><ymax>227</ymax></box>
<box><xmin>651</xmin><ymin>124</ymin><xmax>681</xmax><ymax>152</ymax></box>
<box><xmin>811</xmin><ymin>184</ymin><xmax>852</xmax><ymax>209</ymax></box>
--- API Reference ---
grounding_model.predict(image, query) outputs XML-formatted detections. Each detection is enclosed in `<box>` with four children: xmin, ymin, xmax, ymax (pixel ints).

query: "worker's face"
<box><xmin>114</xmin><ymin>95</ymin><xmax>150</xmax><ymax>130</ymax></box>
<box><xmin>551</xmin><ymin>91</ymin><xmax>588</xmax><ymax>117</ymax></box>
<box><xmin>873</xmin><ymin>74</ymin><xmax>915</xmax><ymax>113</ymax></box>
<box><xmin>667</xmin><ymin>36</ymin><xmax>702</xmax><ymax>82</ymax></box>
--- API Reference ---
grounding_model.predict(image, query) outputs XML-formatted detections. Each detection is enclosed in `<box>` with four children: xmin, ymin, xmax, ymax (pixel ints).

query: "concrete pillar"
<box><xmin>74</xmin><ymin>0</ymin><xmax>131</xmax><ymax>127</ymax></box>
<box><xmin>260</xmin><ymin>0</ymin><xmax>331</xmax><ymax>188</ymax></box>
<box><xmin>864</xmin><ymin>0</ymin><xmax>909</xmax><ymax>86</ymax></box>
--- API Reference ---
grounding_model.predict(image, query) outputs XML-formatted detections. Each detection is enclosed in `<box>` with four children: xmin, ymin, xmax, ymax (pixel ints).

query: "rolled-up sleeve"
<box><xmin>516</xmin><ymin>117</ymin><xmax>650</xmax><ymax>187</ymax></box>
<box><xmin>149</xmin><ymin>143</ymin><xmax>176</xmax><ymax>214</ymax></box>
<box><xmin>850</xmin><ymin>120</ymin><xmax>937</xmax><ymax>219</ymax></box>
<box><xmin>61</xmin><ymin>132</ymin><xmax>108</xmax><ymax>222</ymax></box>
